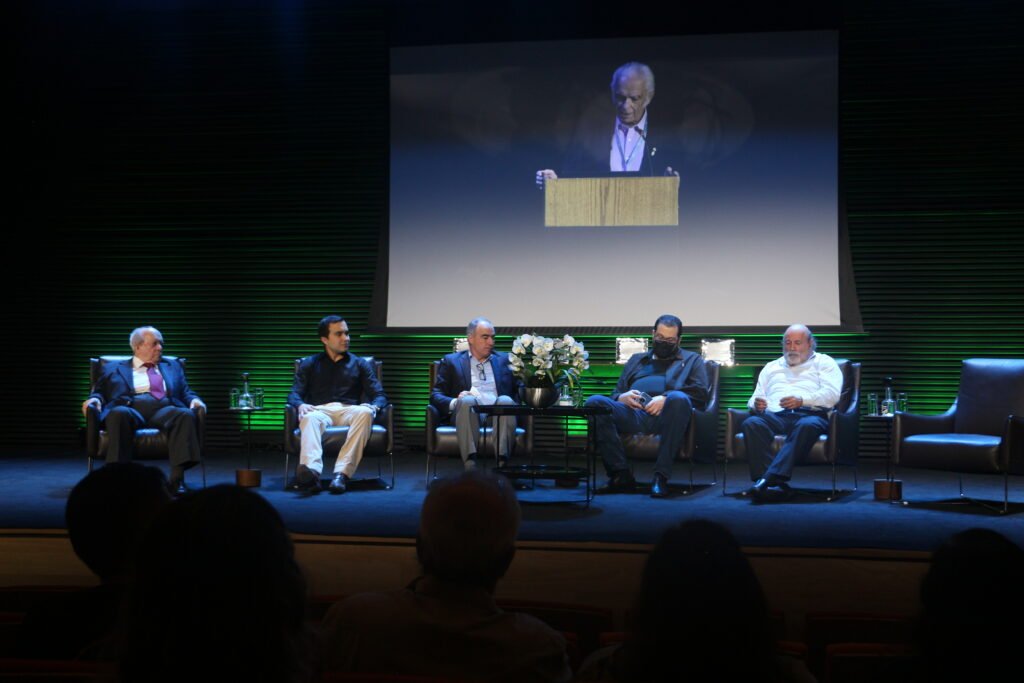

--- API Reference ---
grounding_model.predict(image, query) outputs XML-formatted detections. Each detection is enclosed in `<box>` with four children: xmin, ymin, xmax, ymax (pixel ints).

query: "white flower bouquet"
<box><xmin>508</xmin><ymin>333</ymin><xmax>590</xmax><ymax>389</ymax></box>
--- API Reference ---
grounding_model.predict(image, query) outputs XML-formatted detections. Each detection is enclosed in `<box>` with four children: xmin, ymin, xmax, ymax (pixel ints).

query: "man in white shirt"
<box><xmin>535</xmin><ymin>62</ymin><xmax>678</xmax><ymax>183</ymax></box>
<box><xmin>742</xmin><ymin>324</ymin><xmax>843</xmax><ymax>500</ymax></box>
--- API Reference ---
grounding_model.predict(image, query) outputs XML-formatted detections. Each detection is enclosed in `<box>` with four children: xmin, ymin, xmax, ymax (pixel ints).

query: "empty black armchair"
<box><xmin>891</xmin><ymin>358</ymin><xmax>1024</xmax><ymax>512</ymax></box>
<box><xmin>724</xmin><ymin>359</ymin><xmax>861</xmax><ymax>499</ymax></box>
<box><xmin>283</xmin><ymin>358</ymin><xmax>394</xmax><ymax>489</ymax></box>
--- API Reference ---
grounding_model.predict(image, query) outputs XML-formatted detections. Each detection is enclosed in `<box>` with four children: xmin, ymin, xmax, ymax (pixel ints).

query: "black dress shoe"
<box><xmin>597</xmin><ymin>471</ymin><xmax>637</xmax><ymax>494</ymax></box>
<box><xmin>329</xmin><ymin>473</ymin><xmax>349</xmax><ymax>494</ymax></box>
<box><xmin>743</xmin><ymin>478</ymin><xmax>770</xmax><ymax>498</ymax></box>
<box><xmin>650</xmin><ymin>473</ymin><xmax>669</xmax><ymax>498</ymax></box>
<box><xmin>760</xmin><ymin>482</ymin><xmax>795</xmax><ymax>502</ymax></box>
<box><xmin>289</xmin><ymin>465</ymin><xmax>321</xmax><ymax>493</ymax></box>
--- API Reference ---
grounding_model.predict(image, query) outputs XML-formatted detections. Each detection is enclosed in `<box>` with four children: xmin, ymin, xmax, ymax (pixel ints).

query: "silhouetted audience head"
<box><xmin>117</xmin><ymin>485</ymin><xmax>311</xmax><ymax>683</ymax></box>
<box><xmin>66</xmin><ymin>463</ymin><xmax>170</xmax><ymax>583</ymax></box>
<box><xmin>621</xmin><ymin>519</ymin><xmax>777</xmax><ymax>682</ymax></box>
<box><xmin>915</xmin><ymin>527</ymin><xmax>1024</xmax><ymax>682</ymax></box>
<box><xmin>416</xmin><ymin>471</ymin><xmax>520</xmax><ymax>592</ymax></box>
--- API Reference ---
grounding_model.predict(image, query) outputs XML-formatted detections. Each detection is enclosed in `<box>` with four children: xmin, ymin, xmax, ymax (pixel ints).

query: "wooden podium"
<box><xmin>544</xmin><ymin>176</ymin><xmax>679</xmax><ymax>227</ymax></box>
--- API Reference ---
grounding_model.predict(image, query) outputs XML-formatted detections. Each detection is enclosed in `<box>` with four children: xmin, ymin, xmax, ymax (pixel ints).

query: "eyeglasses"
<box><xmin>653</xmin><ymin>335</ymin><xmax>679</xmax><ymax>345</ymax></box>
<box><xmin>476</xmin><ymin>362</ymin><xmax>487</xmax><ymax>380</ymax></box>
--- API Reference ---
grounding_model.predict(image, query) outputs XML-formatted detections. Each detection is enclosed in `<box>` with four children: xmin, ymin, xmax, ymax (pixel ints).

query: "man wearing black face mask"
<box><xmin>584</xmin><ymin>315</ymin><xmax>708</xmax><ymax>498</ymax></box>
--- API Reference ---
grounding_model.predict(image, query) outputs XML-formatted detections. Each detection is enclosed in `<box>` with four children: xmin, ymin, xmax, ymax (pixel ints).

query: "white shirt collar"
<box><xmin>616</xmin><ymin>110</ymin><xmax>649</xmax><ymax>137</ymax></box>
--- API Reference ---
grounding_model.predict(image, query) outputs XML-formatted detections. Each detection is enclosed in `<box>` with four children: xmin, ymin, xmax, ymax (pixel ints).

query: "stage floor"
<box><xmin>2</xmin><ymin>449</ymin><xmax>1022</xmax><ymax>552</ymax></box>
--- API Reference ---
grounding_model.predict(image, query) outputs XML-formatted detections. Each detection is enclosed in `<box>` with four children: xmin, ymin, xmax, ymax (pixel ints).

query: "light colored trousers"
<box><xmin>299</xmin><ymin>403</ymin><xmax>375</xmax><ymax>477</ymax></box>
<box><xmin>453</xmin><ymin>395</ymin><xmax>517</xmax><ymax>465</ymax></box>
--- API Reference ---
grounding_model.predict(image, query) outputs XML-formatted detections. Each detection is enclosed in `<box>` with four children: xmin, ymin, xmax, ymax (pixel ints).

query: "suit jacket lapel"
<box><xmin>117</xmin><ymin>361</ymin><xmax>135</xmax><ymax>395</ymax></box>
<box><xmin>158</xmin><ymin>359</ymin><xmax>174</xmax><ymax>397</ymax></box>
<box><xmin>490</xmin><ymin>352</ymin><xmax>508</xmax><ymax>394</ymax></box>
<box><xmin>458</xmin><ymin>352</ymin><xmax>472</xmax><ymax>391</ymax></box>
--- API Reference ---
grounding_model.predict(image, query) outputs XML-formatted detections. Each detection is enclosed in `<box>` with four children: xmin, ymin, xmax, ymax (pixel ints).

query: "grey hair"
<box><xmin>130</xmin><ymin>326</ymin><xmax>163</xmax><ymax>350</ymax></box>
<box><xmin>783</xmin><ymin>324</ymin><xmax>816</xmax><ymax>351</ymax></box>
<box><xmin>610</xmin><ymin>62</ymin><xmax>655</xmax><ymax>99</ymax></box>
<box><xmin>467</xmin><ymin>317</ymin><xmax>494</xmax><ymax>337</ymax></box>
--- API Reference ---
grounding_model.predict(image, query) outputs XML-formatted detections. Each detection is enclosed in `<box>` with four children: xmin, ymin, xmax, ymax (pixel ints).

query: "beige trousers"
<box><xmin>299</xmin><ymin>403</ymin><xmax>375</xmax><ymax>477</ymax></box>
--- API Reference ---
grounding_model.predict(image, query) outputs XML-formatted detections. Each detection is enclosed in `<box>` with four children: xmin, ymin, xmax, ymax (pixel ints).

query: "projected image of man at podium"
<box><xmin>535</xmin><ymin>62</ymin><xmax>679</xmax><ymax>184</ymax></box>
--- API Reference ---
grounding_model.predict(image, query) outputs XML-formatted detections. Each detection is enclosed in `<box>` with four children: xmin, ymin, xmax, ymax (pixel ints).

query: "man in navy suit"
<box><xmin>430</xmin><ymin>318</ymin><xmax>521</xmax><ymax>469</ymax></box>
<box><xmin>82</xmin><ymin>326</ymin><xmax>205</xmax><ymax>494</ymax></box>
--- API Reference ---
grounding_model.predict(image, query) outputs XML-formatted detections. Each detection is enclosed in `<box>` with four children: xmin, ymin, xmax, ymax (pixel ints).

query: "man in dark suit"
<box><xmin>584</xmin><ymin>314</ymin><xmax>708</xmax><ymax>498</ymax></box>
<box><xmin>535</xmin><ymin>61</ymin><xmax>679</xmax><ymax>183</ymax></box>
<box><xmin>430</xmin><ymin>318</ymin><xmax>521</xmax><ymax>469</ymax></box>
<box><xmin>82</xmin><ymin>326</ymin><xmax>205</xmax><ymax>494</ymax></box>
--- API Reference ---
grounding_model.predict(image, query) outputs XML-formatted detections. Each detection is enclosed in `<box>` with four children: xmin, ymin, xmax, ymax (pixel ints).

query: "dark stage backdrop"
<box><xmin>8</xmin><ymin>1</ymin><xmax>1022</xmax><ymax>457</ymax></box>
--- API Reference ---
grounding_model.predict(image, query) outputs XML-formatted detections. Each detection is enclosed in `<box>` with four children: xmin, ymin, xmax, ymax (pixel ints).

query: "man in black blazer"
<box><xmin>82</xmin><ymin>326</ymin><xmax>205</xmax><ymax>494</ymax></box>
<box><xmin>286</xmin><ymin>315</ymin><xmax>388</xmax><ymax>494</ymax></box>
<box><xmin>430</xmin><ymin>318</ymin><xmax>521</xmax><ymax>469</ymax></box>
<box><xmin>584</xmin><ymin>314</ymin><xmax>708</xmax><ymax>498</ymax></box>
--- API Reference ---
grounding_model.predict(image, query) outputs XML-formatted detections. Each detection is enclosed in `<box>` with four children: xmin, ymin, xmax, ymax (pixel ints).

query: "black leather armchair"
<box><xmin>891</xmin><ymin>358</ymin><xmax>1024</xmax><ymax>513</ymax></box>
<box><xmin>425</xmin><ymin>362</ymin><xmax>533</xmax><ymax>485</ymax></box>
<box><xmin>283</xmin><ymin>358</ymin><xmax>394</xmax><ymax>489</ymax></box>
<box><xmin>724</xmin><ymin>359</ymin><xmax>861</xmax><ymax>499</ymax></box>
<box><xmin>85</xmin><ymin>355</ymin><xmax>207</xmax><ymax>486</ymax></box>
<box><xmin>619</xmin><ymin>359</ymin><xmax>721</xmax><ymax>492</ymax></box>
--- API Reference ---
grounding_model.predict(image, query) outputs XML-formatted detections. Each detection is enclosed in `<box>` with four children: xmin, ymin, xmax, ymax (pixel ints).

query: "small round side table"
<box><xmin>229</xmin><ymin>406</ymin><xmax>265</xmax><ymax>487</ymax></box>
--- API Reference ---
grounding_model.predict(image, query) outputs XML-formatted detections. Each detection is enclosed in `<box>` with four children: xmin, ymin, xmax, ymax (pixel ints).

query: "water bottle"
<box><xmin>880</xmin><ymin>377</ymin><xmax>895</xmax><ymax>417</ymax></box>
<box><xmin>239</xmin><ymin>372</ymin><xmax>253</xmax><ymax>409</ymax></box>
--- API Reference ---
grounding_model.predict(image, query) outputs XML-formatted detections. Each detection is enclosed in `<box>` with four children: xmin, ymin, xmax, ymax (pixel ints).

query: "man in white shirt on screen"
<box><xmin>740</xmin><ymin>324</ymin><xmax>843</xmax><ymax>501</ymax></box>
<box><xmin>535</xmin><ymin>61</ymin><xmax>678</xmax><ymax>183</ymax></box>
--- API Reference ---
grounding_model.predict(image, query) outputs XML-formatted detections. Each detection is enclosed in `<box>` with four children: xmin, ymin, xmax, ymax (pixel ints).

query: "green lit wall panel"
<box><xmin>8</xmin><ymin>2</ymin><xmax>1021</xmax><ymax>462</ymax></box>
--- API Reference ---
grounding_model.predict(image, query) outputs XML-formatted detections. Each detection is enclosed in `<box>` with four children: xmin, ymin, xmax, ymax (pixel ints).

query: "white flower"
<box><xmin>543</xmin><ymin>339</ymin><xmax>554</xmax><ymax>351</ymax></box>
<box><xmin>521</xmin><ymin>334</ymin><xmax>534</xmax><ymax>346</ymax></box>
